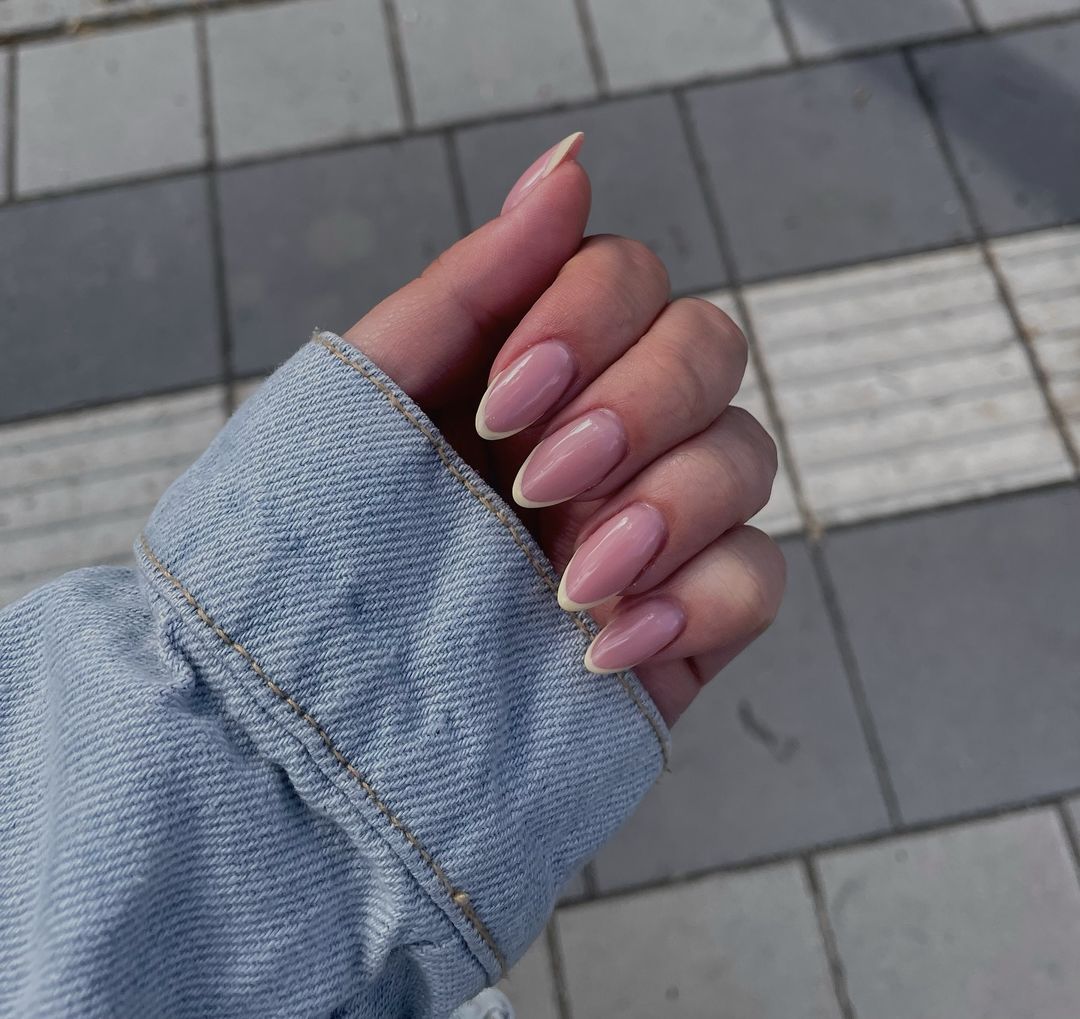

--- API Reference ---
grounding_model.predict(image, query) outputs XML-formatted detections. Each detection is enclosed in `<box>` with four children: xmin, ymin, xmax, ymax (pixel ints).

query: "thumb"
<box><xmin>343</xmin><ymin>133</ymin><xmax>589</xmax><ymax>408</ymax></box>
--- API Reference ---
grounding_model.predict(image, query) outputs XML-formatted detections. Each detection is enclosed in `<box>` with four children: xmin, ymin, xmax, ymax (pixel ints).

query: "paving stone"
<box><xmin>818</xmin><ymin>810</ymin><xmax>1080</xmax><ymax>1019</ymax></box>
<box><xmin>0</xmin><ymin>50</ymin><xmax>8</xmax><ymax>201</ymax></box>
<box><xmin>0</xmin><ymin>387</ymin><xmax>225</xmax><ymax>606</ymax></box>
<box><xmin>0</xmin><ymin>175</ymin><xmax>220</xmax><ymax>422</ymax></box>
<box><xmin>586</xmin><ymin>0</ymin><xmax>787</xmax><ymax>91</ymax></box>
<box><xmin>396</xmin><ymin>0</ymin><xmax>594</xmax><ymax>126</ymax></box>
<box><xmin>457</xmin><ymin>95</ymin><xmax>726</xmax><ymax>294</ymax></box>
<box><xmin>207</xmin><ymin>0</ymin><xmax>400</xmax><ymax>163</ymax></box>
<box><xmin>498</xmin><ymin>933</ymin><xmax>559</xmax><ymax>1019</ymax></box>
<box><xmin>914</xmin><ymin>22</ymin><xmax>1080</xmax><ymax>235</ymax></box>
<box><xmin>0</xmin><ymin>0</ymin><xmax>184</xmax><ymax>36</ymax></box>
<box><xmin>779</xmin><ymin>0</ymin><xmax>971</xmax><ymax>58</ymax></box>
<box><xmin>702</xmin><ymin>291</ymin><xmax>803</xmax><ymax>537</ymax></box>
<box><xmin>826</xmin><ymin>487</ymin><xmax>1080</xmax><ymax>823</ymax></box>
<box><xmin>971</xmin><ymin>0</ymin><xmax>1080</xmax><ymax>27</ymax></box>
<box><xmin>992</xmin><ymin>225</ymin><xmax>1080</xmax><ymax>449</ymax></box>
<box><xmin>218</xmin><ymin>137</ymin><xmax>459</xmax><ymax>377</ymax></box>
<box><xmin>559</xmin><ymin>862</ymin><xmax>842</xmax><ymax>1018</ymax></box>
<box><xmin>16</xmin><ymin>20</ymin><xmax>204</xmax><ymax>195</ymax></box>
<box><xmin>687</xmin><ymin>55</ymin><xmax>972</xmax><ymax>281</ymax></box>
<box><xmin>592</xmin><ymin>539</ymin><xmax>887</xmax><ymax>892</ymax></box>
<box><xmin>748</xmin><ymin>246</ymin><xmax>1072</xmax><ymax>526</ymax></box>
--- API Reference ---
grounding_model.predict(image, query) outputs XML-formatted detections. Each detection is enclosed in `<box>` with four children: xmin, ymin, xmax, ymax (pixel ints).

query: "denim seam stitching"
<box><xmin>139</xmin><ymin>535</ymin><xmax>508</xmax><ymax>977</ymax></box>
<box><xmin>312</xmin><ymin>333</ymin><xmax>670</xmax><ymax>765</ymax></box>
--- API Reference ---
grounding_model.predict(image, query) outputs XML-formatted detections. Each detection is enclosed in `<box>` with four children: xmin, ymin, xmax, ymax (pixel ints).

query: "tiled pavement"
<box><xmin>3</xmin><ymin>1</ymin><xmax>1080</xmax><ymax>1016</ymax></box>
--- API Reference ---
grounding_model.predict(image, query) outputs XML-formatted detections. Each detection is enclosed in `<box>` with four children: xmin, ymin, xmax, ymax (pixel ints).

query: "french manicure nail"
<box><xmin>512</xmin><ymin>409</ymin><xmax>628</xmax><ymax>509</ymax></box>
<box><xmin>558</xmin><ymin>503</ymin><xmax>667</xmax><ymax>611</ymax></box>
<box><xmin>475</xmin><ymin>341</ymin><xmax>576</xmax><ymax>440</ymax></box>
<box><xmin>584</xmin><ymin>598</ymin><xmax>687</xmax><ymax>675</ymax></box>
<box><xmin>501</xmin><ymin>131</ymin><xmax>585</xmax><ymax>214</ymax></box>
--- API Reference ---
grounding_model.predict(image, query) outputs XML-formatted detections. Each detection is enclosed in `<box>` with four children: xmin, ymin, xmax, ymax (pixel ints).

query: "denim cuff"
<box><xmin>138</xmin><ymin>333</ymin><xmax>669</xmax><ymax>983</ymax></box>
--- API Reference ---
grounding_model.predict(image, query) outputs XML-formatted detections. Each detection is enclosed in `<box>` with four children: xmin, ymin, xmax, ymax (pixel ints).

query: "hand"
<box><xmin>344</xmin><ymin>134</ymin><xmax>785</xmax><ymax>726</ymax></box>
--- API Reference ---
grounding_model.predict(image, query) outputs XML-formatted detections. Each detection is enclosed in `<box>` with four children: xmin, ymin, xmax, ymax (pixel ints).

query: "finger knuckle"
<box><xmin>672</xmin><ymin>298</ymin><xmax>749</xmax><ymax>371</ymax></box>
<box><xmin>730</xmin><ymin>529</ymin><xmax>786</xmax><ymax>635</ymax></box>
<box><xmin>729</xmin><ymin>407</ymin><xmax>779</xmax><ymax>480</ymax></box>
<box><xmin>590</xmin><ymin>235</ymin><xmax>670</xmax><ymax>294</ymax></box>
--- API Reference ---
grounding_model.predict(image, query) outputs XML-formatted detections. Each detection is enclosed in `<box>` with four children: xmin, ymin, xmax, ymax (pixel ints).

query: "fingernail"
<box><xmin>558</xmin><ymin>504</ymin><xmax>667</xmax><ymax>612</ymax></box>
<box><xmin>584</xmin><ymin>598</ymin><xmax>687</xmax><ymax>674</ymax></box>
<box><xmin>476</xmin><ymin>341</ymin><xmax>576</xmax><ymax>440</ymax></box>
<box><xmin>501</xmin><ymin>131</ymin><xmax>585</xmax><ymax>215</ymax></box>
<box><xmin>512</xmin><ymin>409</ymin><xmax>627</xmax><ymax>509</ymax></box>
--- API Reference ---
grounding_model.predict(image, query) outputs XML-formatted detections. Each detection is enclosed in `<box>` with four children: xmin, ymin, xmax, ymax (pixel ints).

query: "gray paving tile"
<box><xmin>993</xmin><ymin>226</ymin><xmax>1080</xmax><ymax>452</ymax></box>
<box><xmin>0</xmin><ymin>176</ymin><xmax>220</xmax><ymax>423</ymax></box>
<box><xmin>586</xmin><ymin>0</ymin><xmax>787</xmax><ymax>90</ymax></box>
<box><xmin>16</xmin><ymin>20</ymin><xmax>204</xmax><ymax>195</ymax></box>
<box><xmin>779</xmin><ymin>0</ymin><xmax>971</xmax><ymax>58</ymax></box>
<box><xmin>914</xmin><ymin>22</ymin><xmax>1080</xmax><ymax>235</ymax></box>
<box><xmin>971</xmin><ymin>0</ymin><xmax>1080</xmax><ymax>28</ymax></box>
<box><xmin>218</xmin><ymin>137</ymin><xmax>459</xmax><ymax>377</ymax></box>
<box><xmin>396</xmin><ymin>0</ymin><xmax>594</xmax><ymax>126</ymax></box>
<box><xmin>0</xmin><ymin>386</ymin><xmax>225</xmax><ymax>606</ymax></box>
<box><xmin>818</xmin><ymin>809</ymin><xmax>1080</xmax><ymax>1019</ymax></box>
<box><xmin>207</xmin><ymin>0</ymin><xmax>401</xmax><ymax>163</ymax></box>
<box><xmin>558</xmin><ymin>862</ymin><xmax>842</xmax><ymax>1018</ymax></box>
<box><xmin>591</xmin><ymin>539</ymin><xmax>887</xmax><ymax>893</ymax></box>
<box><xmin>1067</xmin><ymin>797</ymin><xmax>1080</xmax><ymax>834</ymax></box>
<box><xmin>826</xmin><ymin>487</ymin><xmax>1080</xmax><ymax>824</ymax></box>
<box><xmin>0</xmin><ymin>49</ymin><xmax>8</xmax><ymax>202</ymax></box>
<box><xmin>749</xmin><ymin>246</ymin><xmax>1072</xmax><ymax>527</ymax></box>
<box><xmin>687</xmin><ymin>55</ymin><xmax>972</xmax><ymax>281</ymax></box>
<box><xmin>456</xmin><ymin>95</ymin><xmax>726</xmax><ymax>294</ymax></box>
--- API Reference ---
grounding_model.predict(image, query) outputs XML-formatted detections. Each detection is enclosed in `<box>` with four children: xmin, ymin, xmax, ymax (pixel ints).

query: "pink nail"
<box><xmin>476</xmin><ymin>341</ymin><xmax>576</xmax><ymax>439</ymax></box>
<box><xmin>501</xmin><ymin>131</ymin><xmax>585</xmax><ymax>214</ymax></box>
<box><xmin>558</xmin><ymin>503</ymin><xmax>667</xmax><ymax>611</ymax></box>
<box><xmin>584</xmin><ymin>598</ymin><xmax>687</xmax><ymax>675</ymax></box>
<box><xmin>512</xmin><ymin>409</ymin><xmax>627</xmax><ymax>509</ymax></box>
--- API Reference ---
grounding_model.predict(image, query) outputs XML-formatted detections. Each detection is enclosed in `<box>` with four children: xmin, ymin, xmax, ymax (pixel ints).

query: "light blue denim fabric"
<box><xmin>0</xmin><ymin>333</ymin><xmax>669</xmax><ymax>1018</ymax></box>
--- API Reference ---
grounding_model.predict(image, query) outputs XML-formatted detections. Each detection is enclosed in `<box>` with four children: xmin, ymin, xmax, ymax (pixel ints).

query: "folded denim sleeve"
<box><xmin>0</xmin><ymin>333</ymin><xmax>669</xmax><ymax>1019</ymax></box>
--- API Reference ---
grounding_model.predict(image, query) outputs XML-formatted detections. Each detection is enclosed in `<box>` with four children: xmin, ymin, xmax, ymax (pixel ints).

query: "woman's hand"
<box><xmin>344</xmin><ymin>134</ymin><xmax>784</xmax><ymax>726</ymax></box>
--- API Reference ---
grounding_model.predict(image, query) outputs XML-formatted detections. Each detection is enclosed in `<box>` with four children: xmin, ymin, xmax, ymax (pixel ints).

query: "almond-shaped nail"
<box><xmin>501</xmin><ymin>131</ymin><xmax>585</xmax><ymax>214</ymax></box>
<box><xmin>512</xmin><ymin>409</ymin><xmax>627</xmax><ymax>509</ymax></box>
<box><xmin>476</xmin><ymin>341</ymin><xmax>576</xmax><ymax>440</ymax></box>
<box><xmin>558</xmin><ymin>503</ymin><xmax>667</xmax><ymax>612</ymax></box>
<box><xmin>584</xmin><ymin>598</ymin><xmax>686</xmax><ymax>675</ymax></box>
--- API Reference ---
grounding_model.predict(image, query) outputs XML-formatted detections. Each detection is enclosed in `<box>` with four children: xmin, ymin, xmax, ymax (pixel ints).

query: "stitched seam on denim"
<box><xmin>312</xmin><ymin>334</ymin><xmax>671</xmax><ymax>766</ymax></box>
<box><xmin>139</xmin><ymin>536</ymin><xmax>508</xmax><ymax>976</ymax></box>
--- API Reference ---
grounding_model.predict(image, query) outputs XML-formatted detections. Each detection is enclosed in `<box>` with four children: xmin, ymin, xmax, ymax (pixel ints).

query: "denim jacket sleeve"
<box><xmin>0</xmin><ymin>333</ymin><xmax>669</xmax><ymax>1019</ymax></box>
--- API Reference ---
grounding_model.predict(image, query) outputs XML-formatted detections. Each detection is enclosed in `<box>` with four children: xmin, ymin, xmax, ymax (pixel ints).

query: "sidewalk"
<box><xmin>3</xmin><ymin>1</ymin><xmax>1080</xmax><ymax>1015</ymax></box>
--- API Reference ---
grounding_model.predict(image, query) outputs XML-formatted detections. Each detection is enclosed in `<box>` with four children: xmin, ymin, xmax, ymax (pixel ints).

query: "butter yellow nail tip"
<box><xmin>543</xmin><ymin>131</ymin><xmax>585</xmax><ymax>175</ymax></box>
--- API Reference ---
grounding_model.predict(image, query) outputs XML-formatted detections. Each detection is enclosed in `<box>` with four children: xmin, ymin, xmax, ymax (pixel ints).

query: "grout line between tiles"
<box><xmin>442</xmin><ymin>130</ymin><xmax>471</xmax><ymax>237</ymax></box>
<box><xmin>902</xmin><ymin>46</ymin><xmax>1080</xmax><ymax>477</ymax></box>
<box><xmin>581</xmin><ymin>861</ymin><xmax>599</xmax><ymax>899</ymax></box>
<box><xmin>765</xmin><ymin>0</ymin><xmax>802</xmax><ymax>63</ymax></box>
<box><xmin>5</xmin><ymin>46</ymin><xmax>16</xmax><ymax>200</ymax></box>
<box><xmin>959</xmin><ymin>0</ymin><xmax>987</xmax><ymax>31</ymax></box>
<box><xmin>193</xmin><ymin>13</ymin><xmax>236</xmax><ymax>414</ymax></box>
<box><xmin>803</xmin><ymin>856</ymin><xmax>859</xmax><ymax>1019</ymax></box>
<box><xmin>674</xmin><ymin>88</ymin><xmax>904</xmax><ymax>831</ymax></box>
<box><xmin>380</xmin><ymin>0</ymin><xmax>415</xmax><ymax>131</ymax></box>
<box><xmin>570</xmin><ymin>0</ymin><xmax>609</xmax><ymax>96</ymax></box>
<box><xmin>545</xmin><ymin>920</ymin><xmax>575</xmax><ymax>1019</ymax></box>
<box><xmin>1055</xmin><ymin>800</ymin><xmax>1080</xmax><ymax>893</ymax></box>
<box><xmin>808</xmin><ymin>541</ymin><xmax>903</xmax><ymax>827</ymax></box>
